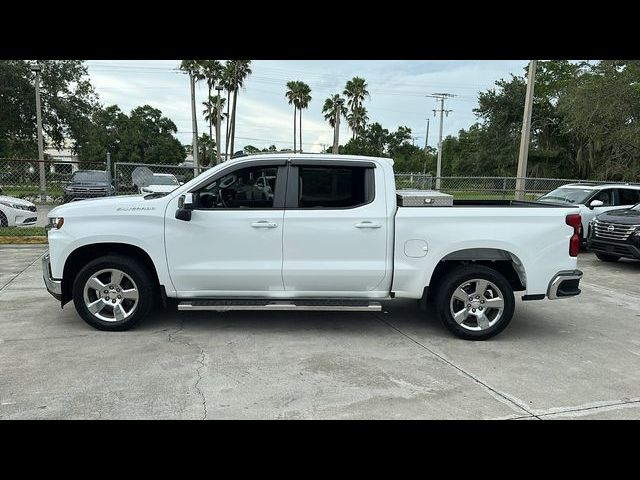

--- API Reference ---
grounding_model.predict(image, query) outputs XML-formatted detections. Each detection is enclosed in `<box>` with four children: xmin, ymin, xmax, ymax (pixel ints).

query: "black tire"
<box><xmin>595</xmin><ymin>252</ymin><xmax>621</xmax><ymax>262</ymax></box>
<box><xmin>72</xmin><ymin>254</ymin><xmax>154</xmax><ymax>331</ymax></box>
<box><xmin>0</xmin><ymin>211</ymin><xmax>8</xmax><ymax>227</ymax></box>
<box><xmin>435</xmin><ymin>264</ymin><xmax>515</xmax><ymax>341</ymax></box>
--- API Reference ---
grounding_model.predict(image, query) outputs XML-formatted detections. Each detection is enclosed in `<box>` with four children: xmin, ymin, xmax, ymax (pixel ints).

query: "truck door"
<box><xmin>164</xmin><ymin>160</ymin><xmax>287</xmax><ymax>295</ymax></box>
<box><xmin>281</xmin><ymin>160</ymin><xmax>389</xmax><ymax>294</ymax></box>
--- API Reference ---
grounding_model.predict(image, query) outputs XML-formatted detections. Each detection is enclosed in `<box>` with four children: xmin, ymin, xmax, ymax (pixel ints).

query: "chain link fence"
<box><xmin>394</xmin><ymin>174</ymin><xmax>640</xmax><ymax>200</ymax></box>
<box><xmin>2</xmin><ymin>158</ymin><xmax>640</xmax><ymax>238</ymax></box>
<box><xmin>1</xmin><ymin>158</ymin><xmax>105</xmax><ymax>238</ymax></box>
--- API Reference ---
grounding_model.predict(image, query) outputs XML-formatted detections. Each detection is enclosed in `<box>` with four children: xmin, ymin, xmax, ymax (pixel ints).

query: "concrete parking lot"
<box><xmin>1</xmin><ymin>245</ymin><xmax>639</xmax><ymax>419</ymax></box>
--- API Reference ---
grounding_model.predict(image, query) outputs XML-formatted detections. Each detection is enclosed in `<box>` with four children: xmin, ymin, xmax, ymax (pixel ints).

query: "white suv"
<box><xmin>538</xmin><ymin>183</ymin><xmax>640</xmax><ymax>241</ymax></box>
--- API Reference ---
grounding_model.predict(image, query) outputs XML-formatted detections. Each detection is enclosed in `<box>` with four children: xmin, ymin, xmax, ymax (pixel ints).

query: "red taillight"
<box><xmin>566</xmin><ymin>214</ymin><xmax>581</xmax><ymax>257</ymax></box>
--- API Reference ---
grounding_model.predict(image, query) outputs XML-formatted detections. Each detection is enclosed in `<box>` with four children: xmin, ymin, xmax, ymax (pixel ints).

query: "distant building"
<box><xmin>44</xmin><ymin>146</ymin><xmax>79</xmax><ymax>175</ymax></box>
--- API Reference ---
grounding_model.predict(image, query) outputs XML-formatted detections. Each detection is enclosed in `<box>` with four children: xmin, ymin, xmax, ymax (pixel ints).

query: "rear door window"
<box><xmin>616</xmin><ymin>188</ymin><xmax>640</xmax><ymax>206</ymax></box>
<box><xmin>295</xmin><ymin>166</ymin><xmax>373</xmax><ymax>208</ymax></box>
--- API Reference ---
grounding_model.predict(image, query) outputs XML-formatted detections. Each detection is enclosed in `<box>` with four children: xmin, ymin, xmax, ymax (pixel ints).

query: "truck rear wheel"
<box><xmin>435</xmin><ymin>265</ymin><xmax>515</xmax><ymax>340</ymax></box>
<box><xmin>72</xmin><ymin>255</ymin><xmax>154</xmax><ymax>331</ymax></box>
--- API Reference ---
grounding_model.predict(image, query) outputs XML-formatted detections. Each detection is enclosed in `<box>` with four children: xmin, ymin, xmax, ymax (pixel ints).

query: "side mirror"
<box><xmin>589</xmin><ymin>199</ymin><xmax>604</xmax><ymax>209</ymax></box>
<box><xmin>175</xmin><ymin>193</ymin><xmax>194</xmax><ymax>221</ymax></box>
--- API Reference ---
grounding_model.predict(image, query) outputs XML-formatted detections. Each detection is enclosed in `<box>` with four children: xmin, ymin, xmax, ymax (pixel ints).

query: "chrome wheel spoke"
<box><xmin>87</xmin><ymin>299</ymin><xmax>104</xmax><ymax>315</ymax></box>
<box><xmin>484</xmin><ymin>297</ymin><xmax>504</xmax><ymax>309</ymax></box>
<box><xmin>87</xmin><ymin>276</ymin><xmax>106</xmax><ymax>292</ymax></box>
<box><xmin>113</xmin><ymin>304</ymin><xmax>126</xmax><ymax>321</ymax></box>
<box><xmin>122</xmin><ymin>288</ymin><xmax>138</xmax><ymax>301</ymax></box>
<box><xmin>452</xmin><ymin>288</ymin><xmax>469</xmax><ymax>303</ymax></box>
<box><xmin>453</xmin><ymin>308</ymin><xmax>469</xmax><ymax>324</ymax></box>
<box><xmin>474</xmin><ymin>279</ymin><xmax>489</xmax><ymax>297</ymax></box>
<box><xmin>110</xmin><ymin>270</ymin><xmax>124</xmax><ymax>287</ymax></box>
<box><xmin>477</xmin><ymin>312</ymin><xmax>491</xmax><ymax>330</ymax></box>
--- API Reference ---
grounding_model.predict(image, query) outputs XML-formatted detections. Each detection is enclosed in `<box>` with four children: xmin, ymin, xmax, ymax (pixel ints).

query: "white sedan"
<box><xmin>138</xmin><ymin>173</ymin><xmax>181</xmax><ymax>195</ymax></box>
<box><xmin>0</xmin><ymin>191</ymin><xmax>38</xmax><ymax>227</ymax></box>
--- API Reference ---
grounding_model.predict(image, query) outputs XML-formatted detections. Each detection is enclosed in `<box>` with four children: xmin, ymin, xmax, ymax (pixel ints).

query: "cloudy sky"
<box><xmin>86</xmin><ymin>60</ymin><xmax>530</xmax><ymax>153</ymax></box>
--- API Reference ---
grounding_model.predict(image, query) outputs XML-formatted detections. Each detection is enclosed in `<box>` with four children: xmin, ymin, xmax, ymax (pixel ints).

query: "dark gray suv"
<box><xmin>63</xmin><ymin>170</ymin><xmax>115</xmax><ymax>203</ymax></box>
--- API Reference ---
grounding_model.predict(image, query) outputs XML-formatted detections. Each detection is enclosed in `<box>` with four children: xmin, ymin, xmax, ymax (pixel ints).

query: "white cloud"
<box><xmin>85</xmin><ymin>60</ymin><xmax>530</xmax><ymax>152</ymax></box>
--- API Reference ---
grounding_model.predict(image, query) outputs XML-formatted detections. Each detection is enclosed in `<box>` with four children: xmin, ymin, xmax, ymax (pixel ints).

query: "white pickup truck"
<box><xmin>43</xmin><ymin>154</ymin><xmax>583</xmax><ymax>340</ymax></box>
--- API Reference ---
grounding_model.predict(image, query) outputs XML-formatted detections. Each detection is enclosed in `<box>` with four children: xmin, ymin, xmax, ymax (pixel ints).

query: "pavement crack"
<box><xmin>166</xmin><ymin>319</ymin><xmax>208</xmax><ymax>420</ymax></box>
<box><xmin>373</xmin><ymin>313</ymin><xmax>539</xmax><ymax>419</ymax></box>
<box><xmin>0</xmin><ymin>252</ymin><xmax>46</xmax><ymax>294</ymax></box>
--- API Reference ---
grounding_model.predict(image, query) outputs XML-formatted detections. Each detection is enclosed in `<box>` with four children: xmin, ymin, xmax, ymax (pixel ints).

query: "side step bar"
<box><xmin>177</xmin><ymin>299</ymin><xmax>382</xmax><ymax>312</ymax></box>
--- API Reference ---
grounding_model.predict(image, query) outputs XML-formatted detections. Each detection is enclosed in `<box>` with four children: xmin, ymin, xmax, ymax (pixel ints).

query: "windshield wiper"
<box><xmin>143</xmin><ymin>192</ymin><xmax>169</xmax><ymax>199</ymax></box>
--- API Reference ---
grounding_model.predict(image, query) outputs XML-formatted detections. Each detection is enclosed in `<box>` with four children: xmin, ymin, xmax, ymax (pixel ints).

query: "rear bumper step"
<box><xmin>177</xmin><ymin>299</ymin><xmax>382</xmax><ymax>312</ymax></box>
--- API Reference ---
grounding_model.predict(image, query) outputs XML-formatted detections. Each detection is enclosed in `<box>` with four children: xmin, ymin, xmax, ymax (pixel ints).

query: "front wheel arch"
<box><xmin>62</xmin><ymin>243</ymin><xmax>161</xmax><ymax>306</ymax></box>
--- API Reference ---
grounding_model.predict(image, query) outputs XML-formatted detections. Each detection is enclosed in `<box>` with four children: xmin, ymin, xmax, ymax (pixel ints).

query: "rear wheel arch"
<box><xmin>425</xmin><ymin>248</ymin><xmax>526</xmax><ymax>302</ymax></box>
<box><xmin>62</xmin><ymin>243</ymin><xmax>161</xmax><ymax>306</ymax></box>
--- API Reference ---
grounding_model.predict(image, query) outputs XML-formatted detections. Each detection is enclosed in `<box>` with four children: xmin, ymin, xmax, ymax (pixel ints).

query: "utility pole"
<box><xmin>215</xmin><ymin>85</ymin><xmax>223</xmax><ymax>163</ymax></box>
<box><xmin>427</xmin><ymin>93</ymin><xmax>456</xmax><ymax>190</ymax></box>
<box><xmin>333</xmin><ymin>99</ymin><xmax>344</xmax><ymax>154</ymax></box>
<box><xmin>31</xmin><ymin>63</ymin><xmax>45</xmax><ymax>203</ymax></box>
<box><xmin>515</xmin><ymin>60</ymin><xmax>537</xmax><ymax>200</ymax></box>
<box><xmin>423</xmin><ymin>118</ymin><xmax>430</xmax><ymax>174</ymax></box>
<box><xmin>190</xmin><ymin>71</ymin><xmax>199</xmax><ymax>175</ymax></box>
<box><xmin>106</xmin><ymin>152</ymin><xmax>111</xmax><ymax>178</ymax></box>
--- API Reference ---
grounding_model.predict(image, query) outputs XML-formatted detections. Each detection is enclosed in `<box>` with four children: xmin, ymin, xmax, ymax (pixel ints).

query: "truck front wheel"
<box><xmin>72</xmin><ymin>255</ymin><xmax>154</xmax><ymax>331</ymax></box>
<box><xmin>435</xmin><ymin>265</ymin><xmax>515</xmax><ymax>340</ymax></box>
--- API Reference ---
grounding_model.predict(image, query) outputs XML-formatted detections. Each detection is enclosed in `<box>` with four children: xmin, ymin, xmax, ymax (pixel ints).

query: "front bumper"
<box><xmin>42</xmin><ymin>252</ymin><xmax>62</xmax><ymax>301</ymax></box>
<box><xmin>547</xmin><ymin>269</ymin><xmax>583</xmax><ymax>300</ymax></box>
<box><xmin>588</xmin><ymin>238</ymin><xmax>640</xmax><ymax>260</ymax></box>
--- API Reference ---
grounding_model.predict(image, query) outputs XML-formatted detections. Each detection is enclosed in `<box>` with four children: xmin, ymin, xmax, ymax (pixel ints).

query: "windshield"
<box><xmin>633</xmin><ymin>203</ymin><xmax>640</xmax><ymax>211</ymax></box>
<box><xmin>72</xmin><ymin>171</ymin><xmax>109</xmax><ymax>182</ymax></box>
<box><xmin>538</xmin><ymin>187</ymin><xmax>593</xmax><ymax>204</ymax></box>
<box><xmin>151</xmin><ymin>175</ymin><xmax>179</xmax><ymax>185</ymax></box>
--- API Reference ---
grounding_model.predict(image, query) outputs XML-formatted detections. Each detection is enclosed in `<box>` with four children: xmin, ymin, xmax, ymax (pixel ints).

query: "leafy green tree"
<box><xmin>0</xmin><ymin>60</ymin><xmax>99</xmax><ymax>158</ymax></box>
<box><xmin>76</xmin><ymin>105</ymin><xmax>186</xmax><ymax>166</ymax></box>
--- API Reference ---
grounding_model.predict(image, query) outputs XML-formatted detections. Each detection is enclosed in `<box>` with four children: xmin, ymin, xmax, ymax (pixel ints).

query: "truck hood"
<box><xmin>141</xmin><ymin>184</ymin><xmax>178</xmax><ymax>193</ymax></box>
<box><xmin>49</xmin><ymin>194</ymin><xmax>159</xmax><ymax>218</ymax></box>
<box><xmin>596</xmin><ymin>207</ymin><xmax>640</xmax><ymax>225</ymax></box>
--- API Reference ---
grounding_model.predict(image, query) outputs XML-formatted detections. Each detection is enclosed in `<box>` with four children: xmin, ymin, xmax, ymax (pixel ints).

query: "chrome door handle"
<box><xmin>251</xmin><ymin>221</ymin><xmax>278</xmax><ymax>228</ymax></box>
<box><xmin>354</xmin><ymin>221</ymin><xmax>382</xmax><ymax>229</ymax></box>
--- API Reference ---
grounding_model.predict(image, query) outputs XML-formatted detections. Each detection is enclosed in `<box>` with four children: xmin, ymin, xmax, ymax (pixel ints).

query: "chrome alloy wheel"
<box><xmin>449</xmin><ymin>278</ymin><xmax>505</xmax><ymax>331</ymax></box>
<box><xmin>83</xmin><ymin>268</ymin><xmax>139</xmax><ymax>322</ymax></box>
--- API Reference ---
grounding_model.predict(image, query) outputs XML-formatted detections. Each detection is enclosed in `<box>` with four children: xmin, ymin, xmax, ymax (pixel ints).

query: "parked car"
<box><xmin>586</xmin><ymin>202</ymin><xmax>640</xmax><ymax>262</ymax></box>
<box><xmin>538</xmin><ymin>183</ymin><xmax>640</xmax><ymax>243</ymax></box>
<box><xmin>63</xmin><ymin>170</ymin><xmax>115</xmax><ymax>203</ymax></box>
<box><xmin>0</xmin><ymin>191</ymin><xmax>37</xmax><ymax>227</ymax></box>
<box><xmin>43</xmin><ymin>154</ymin><xmax>583</xmax><ymax>340</ymax></box>
<box><xmin>139</xmin><ymin>173</ymin><xmax>181</xmax><ymax>195</ymax></box>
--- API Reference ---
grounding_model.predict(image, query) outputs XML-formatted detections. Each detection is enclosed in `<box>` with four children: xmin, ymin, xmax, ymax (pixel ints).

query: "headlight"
<box><xmin>46</xmin><ymin>217</ymin><xmax>64</xmax><ymax>230</ymax></box>
<box><xmin>0</xmin><ymin>200</ymin><xmax>32</xmax><ymax>211</ymax></box>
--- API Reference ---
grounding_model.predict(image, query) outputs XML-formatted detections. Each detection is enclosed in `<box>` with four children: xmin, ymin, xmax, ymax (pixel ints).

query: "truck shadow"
<box><xmin>143</xmin><ymin>298</ymin><xmax>564</xmax><ymax>342</ymax></box>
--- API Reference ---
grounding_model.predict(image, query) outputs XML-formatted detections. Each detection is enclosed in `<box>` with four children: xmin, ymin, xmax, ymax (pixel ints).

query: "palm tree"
<box><xmin>297</xmin><ymin>82</ymin><xmax>312</xmax><ymax>153</ymax></box>
<box><xmin>200</xmin><ymin>60</ymin><xmax>223</xmax><ymax>141</ymax></box>
<box><xmin>343</xmin><ymin>77</ymin><xmax>370</xmax><ymax>138</ymax></box>
<box><xmin>322</xmin><ymin>94</ymin><xmax>348</xmax><ymax>148</ymax></box>
<box><xmin>347</xmin><ymin>105</ymin><xmax>369</xmax><ymax>139</ymax></box>
<box><xmin>285</xmin><ymin>81</ymin><xmax>299</xmax><ymax>153</ymax></box>
<box><xmin>322</xmin><ymin>94</ymin><xmax>348</xmax><ymax>128</ymax></box>
<box><xmin>343</xmin><ymin>76</ymin><xmax>369</xmax><ymax>110</ymax></box>
<box><xmin>202</xmin><ymin>96</ymin><xmax>227</xmax><ymax>163</ymax></box>
<box><xmin>225</xmin><ymin>60</ymin><xmax>252</xmax><ymax>158</ymax></box>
